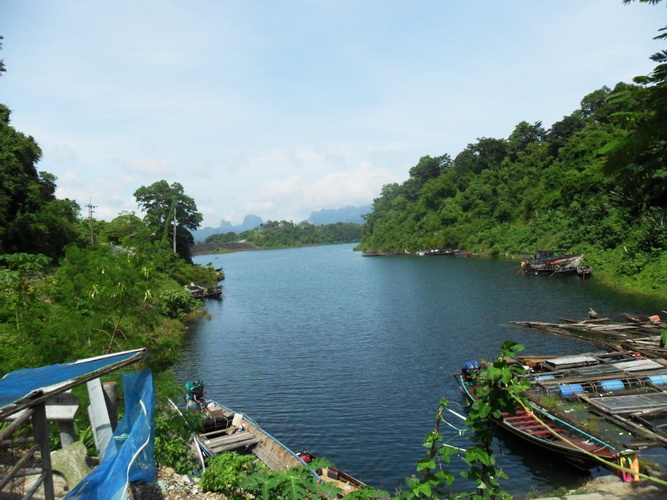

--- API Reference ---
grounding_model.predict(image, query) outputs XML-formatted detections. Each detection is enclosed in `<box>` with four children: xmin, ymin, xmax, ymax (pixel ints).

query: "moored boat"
<box><xmin>180</xmin><ymin>381</ymin><xmax>366</xmax><ymax>495</ymax></box>
<box><xmin>185</xmin><ymin>282</ymin><xmax>223</xmax><ymax>299</ymax></box>
<box><xmin>519</xmin><ymin>251</ymin><xmax>585</xmax><ymax>276</ymax></box>
<box><xmin>454</xmin><ymin>362</ymin><xmax>633</xmax><ymax>471</ymax></box>
<box><xmin>623</xmin><ymin>312</ymin><xmax>662</xmax><ymax>324</ymax></box>
<box><xmin>297</xmin><ymin>451</ymin><xmax>368</xmax><ymax>495</ymax></box>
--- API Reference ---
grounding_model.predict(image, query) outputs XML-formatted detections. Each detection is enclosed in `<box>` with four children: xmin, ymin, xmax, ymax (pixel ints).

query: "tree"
<box><xmin>598</xmin><ymin>10</ymin><xmax>667</xmax><ymax>213</ymax></box>
<box><xmin>0</xmin><ymin>105</ymin><xmax>80</xmax><ymax>258</ymax></box>
<box><xmin>134</xmin><ymin>180</ymin><xmax>203</xmax><ymax>261</ymax></box>
<box><xmin>100</xmin><ymin>213</ymin><xmax>144</xmax><ymax>244</ymax></box>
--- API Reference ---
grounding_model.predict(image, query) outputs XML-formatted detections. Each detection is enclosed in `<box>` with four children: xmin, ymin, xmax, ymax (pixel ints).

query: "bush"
<box><xmin>154</xmin><ymin>406</ymin><xmax>202</xmax><ymax>475</ymax></box>
<box><xmin>200</xmin><ymin>452</ymin><xmax>266</xmax><ymax>498</ymax></box>
<box><xmin>157</xmin><ymin>288</ymin><xmax>198</xmax><ymax>319</ymax></box>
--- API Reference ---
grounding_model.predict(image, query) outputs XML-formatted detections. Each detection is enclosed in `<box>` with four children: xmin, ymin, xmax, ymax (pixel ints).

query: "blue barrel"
<box><xmin>558</xmin><ymin>384</ymin><xmax>584</xmax><ymax>397</ymax></box>
<box><xmin>599</xmin><ymin>380</ymin><xmax>624</xmax><ymax>392</ymax></box>
<box><xmin>534</xmin><ymin>374</ymin><xmax>555</xmax><ymax>381</ymax></box>
<box><xmin>646</xmin><ymin>375</ymin><xmax>667</xmax><ymax>386</ymax></box>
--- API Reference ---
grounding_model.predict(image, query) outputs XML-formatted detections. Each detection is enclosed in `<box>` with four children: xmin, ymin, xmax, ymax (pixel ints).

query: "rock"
<box><xmin>50</xmin><ymin>441</ymin><xmax>91</xmax><ymax>491</ymax></box>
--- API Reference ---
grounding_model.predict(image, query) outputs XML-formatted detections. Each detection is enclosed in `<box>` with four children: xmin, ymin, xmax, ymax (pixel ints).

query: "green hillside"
<box><xmin>358</xmin><ymin>82</ymin><xmax>667</xmax><ymax>297</ymax></box>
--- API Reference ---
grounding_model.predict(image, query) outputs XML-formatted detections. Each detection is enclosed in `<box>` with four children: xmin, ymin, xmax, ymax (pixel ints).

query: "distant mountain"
<box><xmin>192</xmin><ymin>214</ymin><xmax>264</xmax><ymax>242</ymax></box>
<box><xmin>307</xmin><ymin>205</ymin><xmax>371</xmax><ymax>225</ymax></box>
<box><xmin>192</xmin><ymin>206</ymin><xmax>370</xmax><ymax>242</ymax></box>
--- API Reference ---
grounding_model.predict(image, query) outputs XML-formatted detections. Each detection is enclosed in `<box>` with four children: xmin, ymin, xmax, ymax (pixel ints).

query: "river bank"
<box><xmin>191</xmin><ymin>242</ymin><xmax>259</xmax><ymax>255</ymax></box>
<box><xmin>151</xmin><ymin>465</ymin><xmax>667</xmax><ymax>499</ymax></box>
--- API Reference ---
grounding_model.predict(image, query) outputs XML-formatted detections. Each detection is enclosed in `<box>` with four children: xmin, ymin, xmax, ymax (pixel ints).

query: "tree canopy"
<box><xmin>134</xmin><ymin>180</ymin><xmax>203</xmax><ymax>261</ymax></box>
<box><xmin>0</xmin><ymin>105</ymin><xmax>81</xmax><ymax>259</ymax></box>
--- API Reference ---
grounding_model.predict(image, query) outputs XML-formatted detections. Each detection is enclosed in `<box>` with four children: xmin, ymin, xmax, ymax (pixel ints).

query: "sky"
<box><xmin>1</xmin><ymin>1</ymin><xmax>664</xmax><ymax>228</ymax></box>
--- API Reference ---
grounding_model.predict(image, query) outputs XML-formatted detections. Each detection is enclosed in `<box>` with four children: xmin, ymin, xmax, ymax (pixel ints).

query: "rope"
<box><xmin>511</xmin><ymin>396</ymin><xmax>667</xmax><ymax>486</ymax></box>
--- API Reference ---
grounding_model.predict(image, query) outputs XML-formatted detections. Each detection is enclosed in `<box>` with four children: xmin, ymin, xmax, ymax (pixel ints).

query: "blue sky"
<box><xmin>1</xmin><ymin>1</ymin><xmax>663</xmax><ymax>227</ymax></box>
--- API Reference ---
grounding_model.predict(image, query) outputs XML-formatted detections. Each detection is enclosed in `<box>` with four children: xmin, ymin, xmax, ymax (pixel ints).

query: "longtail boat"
<box><xmin>519</xmin><ymin>251</ymin><xmax>585</xmax><ymax>276</ymax></box>
<box><xmin>176</xmin><ymin>381</ymin><xmax>366</xmax><ymax>496</ymax></box>
<box><xmin>454</xmin><ymin>361</ymin><xmax>631</xmax><ymax>470</ymax></box>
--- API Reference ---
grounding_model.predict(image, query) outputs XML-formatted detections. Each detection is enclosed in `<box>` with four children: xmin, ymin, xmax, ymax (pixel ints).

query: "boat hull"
<box><xmin>519</xmin><ymin>253</ymin><xmax>585</xmax><ymax>276</ymax></box>
<box><xmin>453</xmin><ymin>374</ymin><xmax>620</xmax><ymax>469</ymax></box>
<box><xmin>196</xmin><ymin>400</ymin><xmax>310</xmax><ymax>471</ymax></box>
<box><xmin>191</xmin><ymin>399</ymin><xmax>366</xmax><ymax>494</ymax></box>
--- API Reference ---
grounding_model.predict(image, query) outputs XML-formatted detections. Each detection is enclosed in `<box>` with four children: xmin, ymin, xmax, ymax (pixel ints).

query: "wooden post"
<box><xmin>102</xmin><ymin>381</ymin><xmax>118</xmax><ymax>430</ymax></box>
<box><xmin>32</xmin><ymin>402</ymin><xmax>55</xmax><ymax>500</ymax></box>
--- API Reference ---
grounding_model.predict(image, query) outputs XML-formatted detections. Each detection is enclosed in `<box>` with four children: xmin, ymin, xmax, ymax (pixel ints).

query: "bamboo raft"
<box><xmin>511</xmin><ymin>316</ymin><xmax>667</xmax><ymax>357</ymax></box>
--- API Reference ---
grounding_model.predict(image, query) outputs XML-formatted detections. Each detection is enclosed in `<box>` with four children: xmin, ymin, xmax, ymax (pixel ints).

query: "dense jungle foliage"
<box><xmin>358</xmin><ymin>76</ymin><xmax>667</xmax><ymax>297</ymax></box>
<box><xmin>0</xmin><ymin>99</ymin><xmax>217</xmax><ymax>376</ymax></box>
<box><xmin>204</xmin><ymin>220</ymin><xmax>363</xmax><ymax>249</ymax></box>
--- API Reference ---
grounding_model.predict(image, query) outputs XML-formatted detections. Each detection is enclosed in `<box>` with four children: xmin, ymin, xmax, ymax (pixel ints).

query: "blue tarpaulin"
<box><xmin>0</xmin><ymin>349</ymin><xmax>145</xmax><ymax>414</ymax></box>
<box><xmin>66</xmin><ymin>369</ymin><xmax>156</xmax><ymax>499</ymax></box>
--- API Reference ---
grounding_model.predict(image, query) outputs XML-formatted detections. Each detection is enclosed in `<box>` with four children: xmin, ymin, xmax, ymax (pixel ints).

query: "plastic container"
<box><xmin>558</xmin><ymin>384</ymin><xmax>584</xmax><ymax>397</ymax></box>
<box><xmin>534</xmin><ymin>374</ymin><xmax>555</xmax><ymax>381</ymax></box>
<box><xmin>646</xmin><ymin>375</ymin><xmax>667</xmax><ymax>387</ymax></box>
<box><xmin>599</xmin><ymin>380</ymin><xmax>624</xmax><ymax>392</ymax></box>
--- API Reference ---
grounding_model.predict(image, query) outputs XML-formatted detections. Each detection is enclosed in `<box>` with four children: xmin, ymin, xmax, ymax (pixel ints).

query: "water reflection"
<box><xmin>177</xmin><ymin>245</ymin><xmax>661</xmax><ymax>493</ymax></box>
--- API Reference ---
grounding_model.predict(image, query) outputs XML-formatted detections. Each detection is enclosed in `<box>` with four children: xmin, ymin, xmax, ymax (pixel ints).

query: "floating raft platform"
<box><xmin>511</xmin><ymin>316</ymin><xmax>667</xmax><ymax>358</ymax></box>
<box><xmin>517</xmin><ymin>348</ymin><xmax>667</xmax><ymax>451</ymax></box>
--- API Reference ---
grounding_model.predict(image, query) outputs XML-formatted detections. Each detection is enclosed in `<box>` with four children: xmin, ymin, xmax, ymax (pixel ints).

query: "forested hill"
<box><xmin>358</xmin><ymin>83</ymin><xmax>667</xmax><ymax>297</ymax></box>
<box><xmin>202</xmin><ymin>221</ymin><xmax>363</xmax><ymax>250</ymax></box>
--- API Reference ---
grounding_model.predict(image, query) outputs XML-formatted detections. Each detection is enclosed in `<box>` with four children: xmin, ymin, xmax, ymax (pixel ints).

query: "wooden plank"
<box><xmin>205</xmin><ymin>432</ymin><xmax>259</xmax><ymax>453</ymax></box>
<box><xmin>513</xmin><ymin>423</ymin><xmax>547</xmax><ymax>430</ymax></box>
<box><xmin>201</xmin><ymin>427</ymin><xmax>233</xmax><ymax>438</ymax></box>
<box><xmin>545</xmin><ymin>355</ymin><xmax>599</xmax><ymax>369</ymax></box>
<box><xmin>211</xmin><ymin>437</ymin><xmax>258</xmax><ymax>453</ymax></box>
<box><xmin>612</xmin><ymin>359</ymin><xmax>665</xmax><ymax>372</ymax></box>
<box><xmin>526</xmin><ymin>429</ymin><xmax>562</xmax><ymax>436</ymax></box>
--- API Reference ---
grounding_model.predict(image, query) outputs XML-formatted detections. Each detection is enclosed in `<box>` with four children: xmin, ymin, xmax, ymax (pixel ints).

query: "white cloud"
<box><xmin>124</xmin><ymin>156</ymin><xmax>175</xmax><ymax>178</ymax></box>
<box><xmin>245</xmin><ymin>161</ymin><xmax>400</xmax><ymax>223</ymax></box>
<box><xmin>3</xmin><ymin>0</ymin><xmax>663</xmax><ymax>228</ymax></box>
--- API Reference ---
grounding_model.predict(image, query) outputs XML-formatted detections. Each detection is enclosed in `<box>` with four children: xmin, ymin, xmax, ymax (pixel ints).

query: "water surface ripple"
<box><xmin>175</xmin><ymin>244</ymin><xmax>660</xmax><ymax>495</ymax></box>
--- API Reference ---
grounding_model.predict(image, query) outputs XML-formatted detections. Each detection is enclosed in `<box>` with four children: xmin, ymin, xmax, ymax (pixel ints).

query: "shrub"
<box><xmin>157</xmin><ymin>288</ymin><xmax>198</xmax><ymax>319</ymax></box>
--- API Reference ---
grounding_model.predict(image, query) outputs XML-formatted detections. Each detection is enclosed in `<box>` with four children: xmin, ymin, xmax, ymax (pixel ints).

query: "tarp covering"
<box><xmin>66</xmin><ymin>369</ymin><xmax>156</xmax><ymax>500</ymax></box>
<box><xmin>0</xmin><ymin>349</ymin><xmax>145</xmax><ymax>412</ymax></box>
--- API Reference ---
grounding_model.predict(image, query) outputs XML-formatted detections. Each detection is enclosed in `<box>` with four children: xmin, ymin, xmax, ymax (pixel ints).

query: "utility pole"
<box><xmin>173</xmin><ymin>207</ymin><xmax>177</xmax><ymax>253</ymax></box>
<box><xmin>86</xmin><ymin>199</ymin><xmax>97</xmax><ymax>245</ymax></box>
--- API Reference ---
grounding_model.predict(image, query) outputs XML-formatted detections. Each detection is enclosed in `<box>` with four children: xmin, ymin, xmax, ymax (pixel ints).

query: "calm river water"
<box><xmin>174</xmin><ymin>244</ymin><xmax>662</xmax><ymax>496</ymax></box>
